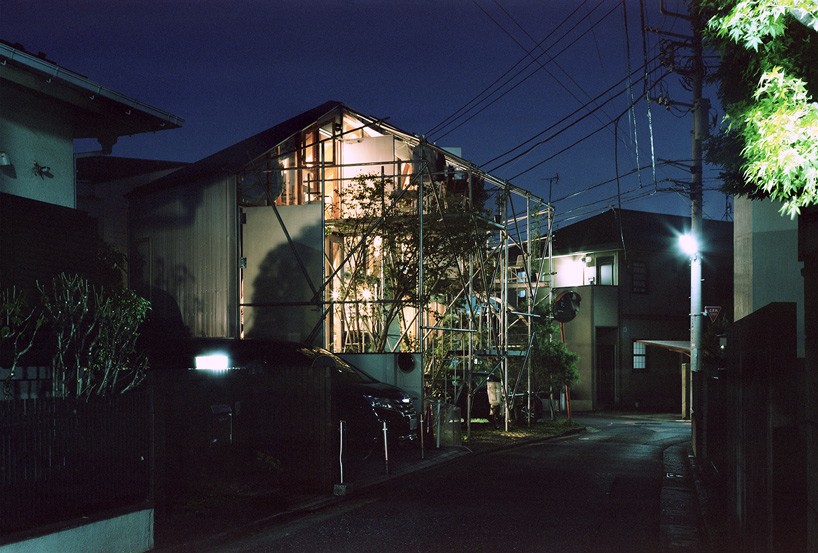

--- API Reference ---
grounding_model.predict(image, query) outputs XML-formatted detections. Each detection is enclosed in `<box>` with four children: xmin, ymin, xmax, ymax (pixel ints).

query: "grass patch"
<box><xmin>462</xmin><ymin>417</ymin><xmax>582</xmax><ymax>453</ymax></box>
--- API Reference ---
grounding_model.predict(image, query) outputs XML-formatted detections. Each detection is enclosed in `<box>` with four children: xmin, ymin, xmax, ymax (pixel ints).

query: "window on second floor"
<box><xmin>597</xmin><ymin>256</ymin><xmax>614</xmax><ymax>285</ymax></box>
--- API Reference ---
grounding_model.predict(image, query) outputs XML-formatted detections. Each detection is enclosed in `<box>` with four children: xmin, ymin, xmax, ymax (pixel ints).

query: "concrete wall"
<box><xmin>0</xmin><ymin>508</ymin><xmax>153</xmax><ymax>553</ymax></box>
<box><xmin>559</xmin><ymin>287</ymin><xmax>591</xmax><ymax>411</ymax></box>
<box><xmin>734</xmin><ymin>197</ymin><xmax>804</xmax><ymax>356</ymax></box>
<box><xmin>0</xmin><ymin>84</ymin><xmax>75</xmax><ymax>208</ymax></box>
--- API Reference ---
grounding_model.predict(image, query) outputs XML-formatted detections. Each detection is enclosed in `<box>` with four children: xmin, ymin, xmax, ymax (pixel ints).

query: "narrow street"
<box><xmin>198</xmin><ymin>414</ymin><xmax>695</xmax><ymax>553</ymax></box>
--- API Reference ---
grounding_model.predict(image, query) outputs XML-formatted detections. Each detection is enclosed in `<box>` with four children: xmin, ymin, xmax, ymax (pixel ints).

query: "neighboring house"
<box><xmin>546</xmin><ymin>208</ymin><xmax>733</xmax><ymax>412</ymax></box>
<box><xmin>76</xmin><ymin>156</ymin><xmax>188</xmax><ymax>266</ymax></box>
<box><xmin>0</xmin><ymin>39</ymin><xmax>183</xmax><ymax>290</ymax></box>
<box><xmin>127</xmin><ymin>101</ymin><xmax>542</xmax><ymax>356</ymax></box>
<box><xmin>0</xmin><ymin>40</ymin><xmax>183</xmax><ymax>553</ymax></box>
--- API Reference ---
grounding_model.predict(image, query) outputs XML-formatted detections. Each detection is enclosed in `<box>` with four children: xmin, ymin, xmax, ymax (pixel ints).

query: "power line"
<box><xmin>427</xmin><ymin>1</ymin><xmax>617</xmax><ymax>141</ymax></box>
<box><xmin>483</xmin><ymin>58</ymin><xmax>664</xmax><ymax>172</ymax></box>
<box><xmin>490</xmin><ymin>0</ymin><xmax>627</xmax><ymax>134</ymax></box>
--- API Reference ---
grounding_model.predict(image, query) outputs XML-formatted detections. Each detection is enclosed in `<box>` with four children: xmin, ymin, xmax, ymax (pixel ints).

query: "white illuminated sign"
<box><xmin>195</xmin><ymin>353</ymin><xmax>229</xmax><ymax>371</ymax></box>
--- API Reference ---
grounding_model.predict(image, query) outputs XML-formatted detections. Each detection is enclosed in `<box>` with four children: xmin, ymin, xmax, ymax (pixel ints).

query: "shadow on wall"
<box><xmin>138</xmin><ymin>285</ymin><xmax>191</xmax><ymax>348</ymax></box>
<box><xmin>243</xmin><ymin>217</ymin><xmax>323</xmax><ymax>344</ymax></box>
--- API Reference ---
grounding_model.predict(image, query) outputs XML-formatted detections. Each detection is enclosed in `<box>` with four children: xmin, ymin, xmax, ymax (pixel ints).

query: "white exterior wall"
<box><xmin>734</xmin><ymin>197</ymin><xmax>804</xmax><ymax>356</ymax></box>
<box><xmin>0</xmin><ymin>84</ymin><xmax>76</xmax><ymax>208</ymax></box>
<box><xmin>0</xmin><ymin>508</ymin><xmax>153</xmax><ymax>553</ymax></box>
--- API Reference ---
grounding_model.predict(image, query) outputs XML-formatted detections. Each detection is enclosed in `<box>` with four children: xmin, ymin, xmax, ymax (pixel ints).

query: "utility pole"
<box><xmin>689</xmin><ymin>7</ymin><xmax>706</xmax><ymax>380</ymax></box>
<box><xmin>652</xmin><ymin>2</ymin><xmax>708</xmax><ymax>434</ymax></box>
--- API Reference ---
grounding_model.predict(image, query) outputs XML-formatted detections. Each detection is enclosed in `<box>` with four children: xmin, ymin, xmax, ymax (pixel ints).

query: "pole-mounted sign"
<box><xmin>705</xmin><ymin>305</ymin><xmax>721</xmax><ymax>323</ymax></box>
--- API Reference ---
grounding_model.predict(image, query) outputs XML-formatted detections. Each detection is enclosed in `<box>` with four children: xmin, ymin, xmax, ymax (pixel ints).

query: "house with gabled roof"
<box><xmin>127</xmin><ymin>101</ymin><xmax>539</xmax><ymax>358</ymax></box>
<box><xmin>0</xmin><ymin>38</ymin><xmax>183</xmax><ymax>553</ymax></box>
<box><xmin>0</xmin><ymin>39</ymin><xmax>183</xmax><ymax>289</ymax></box>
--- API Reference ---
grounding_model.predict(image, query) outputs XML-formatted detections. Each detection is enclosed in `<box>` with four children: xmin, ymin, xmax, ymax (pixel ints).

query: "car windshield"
<box><xmin>299</xmin><ymin>347</ymin><xmax>377</xmax><ymax>383</ymax></box>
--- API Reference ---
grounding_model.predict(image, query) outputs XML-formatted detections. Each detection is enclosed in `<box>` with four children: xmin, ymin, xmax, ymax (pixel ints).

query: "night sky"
<box><xmin>2</xmin><ymin>0</ymin><xmax>730</xmax><ymax>226</ymax></box>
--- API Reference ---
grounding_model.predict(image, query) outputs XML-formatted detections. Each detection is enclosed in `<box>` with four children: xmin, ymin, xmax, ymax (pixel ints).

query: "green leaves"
<box><xmin>740</xmin><ymin>68</ymin><xmax>818</xmax><ymax>217</ymax></box>
<box><xmin>709</xmin><ymin>1</ymin><xmax>811</xmax><ymax>50</ymax></box>
<box><xmin>33</xmin><ymin>273</ymin><xmax>151</xmax><ymax>399</ymax></box>
<box><xmin>704</xmin><ymin>0</ymin><xmax>818</xmax><ymax>216</ymax></box>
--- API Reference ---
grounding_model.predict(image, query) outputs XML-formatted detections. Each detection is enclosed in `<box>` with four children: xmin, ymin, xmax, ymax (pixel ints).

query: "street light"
<box><xmin>679</xmin><ymin>232</ymin><xmax>702</xmax><ymax>375</ymax></box>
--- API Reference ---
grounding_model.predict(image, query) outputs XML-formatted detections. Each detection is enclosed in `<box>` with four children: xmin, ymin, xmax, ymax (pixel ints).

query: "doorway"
<box><xmin>595</xmin><ymin>327</ymin><xmax>617</xmax><ymax>408</ymax></box>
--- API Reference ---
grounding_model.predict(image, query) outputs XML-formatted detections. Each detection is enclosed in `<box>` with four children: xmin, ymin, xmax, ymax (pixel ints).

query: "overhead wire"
<box><xmin>551</xmin><ymin>162</ymin><xmax>679</xmax><ymax>206</ymax></box>
<box><xmin>500</xmin><ymin>68</ymin><xmax>674</xmax><ymax>180</ymax></box>
<box><xmin>483</xmin><ymin>57</ymin><xmax>664</xmax><ymax>172</ymax></box>
<box><xmin>434</xmin><ymin>1</ymin><xmax>715</xmax><ymax>227</ymax></box>
<box><xmin>507</xmin><ymin>96</ymin><xmax>645</xmax><ymax>181</ymax></box>
<box><xmin>639</xmin><ymin>0</ymin><xmax>658</xmax><ymax>191</ymax></box>
<box><xmin>424</xmin><ymin>0</ymin><xmax>593</xmax><ymax>138</ymax></box>
<box><xmin>622</xmin><ymin>0</ymin><xmax>641</xmax><ymax>191</ymax></box>
<box><xmin>428</xmin><ymin>1</ymin><xmax>619</xmax><ymax>141</ymax></box>
<box><xmin>490</xmin><ymin>0</ymin><xmax>630</xmax><ymax>141</ymax></box>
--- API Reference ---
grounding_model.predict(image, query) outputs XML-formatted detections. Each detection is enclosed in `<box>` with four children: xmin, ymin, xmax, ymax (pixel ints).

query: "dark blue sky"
<box><xmin>2</xmin><ymin>0</ymin><xmax>730</xmax><ymax>226</ymax></box>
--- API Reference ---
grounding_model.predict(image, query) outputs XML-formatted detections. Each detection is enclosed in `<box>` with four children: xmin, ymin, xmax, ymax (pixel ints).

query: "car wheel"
<box><xmin>515</xmin><ymin>394</ymin><xmax>543</xmax><ymax>423</ymax></box>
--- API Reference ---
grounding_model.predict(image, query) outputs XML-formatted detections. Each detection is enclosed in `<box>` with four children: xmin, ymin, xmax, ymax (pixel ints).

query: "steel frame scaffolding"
<box><xmin>239</xmin><ymin>108</ymin><xmax>553</xmax><ymax>431</ymax></box>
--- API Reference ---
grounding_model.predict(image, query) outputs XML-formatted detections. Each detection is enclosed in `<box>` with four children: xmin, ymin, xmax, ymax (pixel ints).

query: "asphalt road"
<box><xmin>204</xmin><ymin>414</ymin><xmax>692</xmax><ymax>553</ymax></box>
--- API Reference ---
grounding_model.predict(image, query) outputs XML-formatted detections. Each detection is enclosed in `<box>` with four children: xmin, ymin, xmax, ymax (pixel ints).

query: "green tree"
<box><xmin>330</xmin><ymin>172</ymin><xmax>489</xmax><ymax>352</ymax></box>
<box><xmin>38</xmin><ymin>273</ymin><xmax>150</xmax><ymax>400</ymax></box>
<box><xmin>700</xmin><ymin>0</ymin><xmax>818</xmax><ymax>217</ymax></box>
<box><xmin>527</xmin><ymin>304</ymin><xmax>579</xmax><ymax>417</ymax></box>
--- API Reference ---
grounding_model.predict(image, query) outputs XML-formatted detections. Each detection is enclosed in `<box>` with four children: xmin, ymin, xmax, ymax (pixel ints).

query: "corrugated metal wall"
<box><xmin>130</xmin><ymin>175</ymin><xmax>238</xmax><ymax>338</ymax></box>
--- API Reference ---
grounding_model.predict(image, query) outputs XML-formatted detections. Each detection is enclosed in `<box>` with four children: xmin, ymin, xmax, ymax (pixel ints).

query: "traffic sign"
<box><xmin>705</xmin><ymin>306</ymin><xmax>721</xmax><ymax>323</ymax></box>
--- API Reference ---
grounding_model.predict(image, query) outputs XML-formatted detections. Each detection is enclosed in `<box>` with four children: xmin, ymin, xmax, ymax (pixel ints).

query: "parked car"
<box><xmin>145</xmin><ymin>338</ymin><xmax>418</xmax><ymax>457</ymax></box>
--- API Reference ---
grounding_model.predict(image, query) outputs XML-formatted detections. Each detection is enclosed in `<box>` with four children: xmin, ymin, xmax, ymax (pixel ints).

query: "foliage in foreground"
<box><xmin>701</xmin><ymin>0</ymin><xmax>818</xmax><ymax>217</ymax></box>
<box><xmin>1</xmin><ymin>272</ymin><xmax>150</xmax><ymax>399</ymax></box>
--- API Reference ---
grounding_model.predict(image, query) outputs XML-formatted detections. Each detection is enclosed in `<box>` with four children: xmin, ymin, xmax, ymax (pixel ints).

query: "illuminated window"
<box><xmin>633</xmin><ymin>341</ymin><xmax>646</xmax><ymax>370</ymax></box>
<box><xmin>597</xmin><ymin>256</ymin><xmax>614</xmax><ymax>285</ymax></box>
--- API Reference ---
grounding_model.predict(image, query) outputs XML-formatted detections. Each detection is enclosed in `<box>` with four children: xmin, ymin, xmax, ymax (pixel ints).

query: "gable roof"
<box><xmin>0</xmin><ymin>40</ymin><xmax>183</xmax><ymax>141</ymax></box>
<box><xmin>552</xmin><ymin>208</ymin><xmax>733</xmax><ymax>256</ymax></box>
<box><xmin>128</xmin><ymin>101</ymin><xmax>344</xmax><ymax>198</ymax></box>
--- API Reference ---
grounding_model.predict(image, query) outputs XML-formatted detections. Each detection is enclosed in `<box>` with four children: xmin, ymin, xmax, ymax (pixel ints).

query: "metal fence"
<box><xmin>0</xmin><ymin>392</ymin><xmax>152</xmax><ymax>537</ymax></box>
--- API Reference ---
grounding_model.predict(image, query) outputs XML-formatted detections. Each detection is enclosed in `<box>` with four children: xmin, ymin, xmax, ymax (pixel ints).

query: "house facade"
<box><xmin>127</xmin><ymin>101</ymin><xmax>546</xmax><ymax>365</ymax></box>
<box><xmin>547</xmin><ymin>208</ymin><xmax>733</xmax><ymax>412</ymax></box>
<box><xmin>0</xmin><ymin>40</ymin><xmax>183</xmax><ymax>290</ymax></box>
<box><xmin>0</xmin><ymin>39</ymin><xmax>183</xmax><ymax>553</ymax></box>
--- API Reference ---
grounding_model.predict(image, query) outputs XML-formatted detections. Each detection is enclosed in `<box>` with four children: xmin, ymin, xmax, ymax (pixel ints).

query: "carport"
<box><xmin>637</xmin><ymin>340</ymin><xmax>691</xmax><ymax>419</ymax></box>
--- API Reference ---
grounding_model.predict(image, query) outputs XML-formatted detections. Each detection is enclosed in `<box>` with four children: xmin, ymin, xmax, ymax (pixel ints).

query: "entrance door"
<box><xmin>596</xmin><ymin>343</ymin><xmax>616</xmax><ymax>408</ymax></box>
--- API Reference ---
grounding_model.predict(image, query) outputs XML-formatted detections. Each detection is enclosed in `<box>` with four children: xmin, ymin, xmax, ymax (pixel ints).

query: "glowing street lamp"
<box><xmin>679</xmin><ymin>233</ymin><xmax>698</xmax><ymax>257</ymax></box>
<box><xmin>679</xmin><ymin>232</ymin><xmax>702</xmax><ymax>375</ymax></box>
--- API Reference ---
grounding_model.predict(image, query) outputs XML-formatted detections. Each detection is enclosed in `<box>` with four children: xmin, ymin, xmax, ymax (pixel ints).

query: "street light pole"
<box><xmin>690</xmin><ymin>8</ymin><xmax>706</xmax><ymax>377</ymax></box>
<box><xmin>690</xmin><ymin>244</ymin><xmax>702</xmax><ymax>375</ymax></box>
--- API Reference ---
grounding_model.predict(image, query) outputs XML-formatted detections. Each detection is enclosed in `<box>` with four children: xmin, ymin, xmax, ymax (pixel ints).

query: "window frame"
<box><xmin>632</xmin><ymin>340</ymin><xmax>647</xmax><ymax>371</ymax></box>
